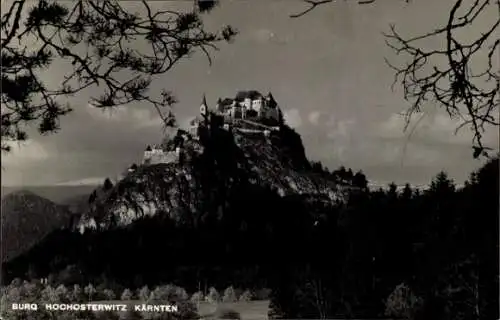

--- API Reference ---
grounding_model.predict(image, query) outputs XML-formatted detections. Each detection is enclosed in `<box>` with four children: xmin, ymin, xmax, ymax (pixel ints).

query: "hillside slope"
<box><xmin>1</xmin><ymin>191</ymin><xmax>75</xmax><ymax>262</ymax></box>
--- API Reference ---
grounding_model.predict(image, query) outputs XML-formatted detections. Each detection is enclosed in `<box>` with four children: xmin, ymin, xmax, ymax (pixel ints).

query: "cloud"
<box><xmin>323</xmin><ymin>117</ymin><xmax>358</xmax><ymax>161</ymax></box>
<box><xmin>376</xmin><ymin>113</ymin><xmax>406</xmax><ymax>139</ymax></box>
<box><xmin>376</xmin><ymin>112</ymin><xmax>499</xmax><ymax>147</ymax></box>
<box><xmin>178</xmin><ymin>116</ymin><xmax>195</xmax><ymax>129</ymax></box>
<box><xmin>326</xmin><ymin>118</ymin><xmax>356</xmax><ymax>139</ymax></box>
<box><xmin>86</xmin><ymin>103</ymin><xmax>126</xmax><ymax>122</ymax></box>
<box><xmin>316</xmin><ymin>114</ymin><xmax>447</xmax><ymax>166</ymax></box>
<box><xmin>54</xmin><ymin>177</ymin><xmax>106</xmax><ymax>186</ymax></box>
<box><xmin>249</xmin><ymin>27</ymin><xmax>297</xmax><ymax>46</ymax></box>
<box><xmin>375</xmin><ymin>141</ymin><xmax>442</xmax><ymax>165</ymax></box>
<box><xmin>325</xmin><ymin>114</ymin><xmax>336</xmax><ymax>127</ymax></box>
<box><xmin>2</xmin><ymin>140</ymin><xmax>50</xmax><ymax>166</ymax></box>
<box><xmin>253</xmin><ymin>28</ymin><xmax>276</xmax><ymax>42</ymax></box>
<box><xmin>308</xmin><ymin>111</ymin><xmax>321</xmax><ymax>126</ymax></box>
<box><xmin>283</xmin><ymin>108</ymin><xmax>302</xmax><ymax>128</ymax></box>
<box><xmin>86</xmin><ymin>104</ymin><xmax>163</xmax><ymax>129</ymax></box>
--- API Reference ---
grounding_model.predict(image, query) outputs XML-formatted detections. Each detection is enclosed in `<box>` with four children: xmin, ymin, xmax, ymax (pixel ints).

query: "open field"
<box><xmin>95</xmin><ymin>299</ymin><xmax>270</xmax><ymax>319</ymax></box>
<box><xmin>197</xmin><ymin>301</ymin><xmax>269</xmax><ymax>320</ymax></box>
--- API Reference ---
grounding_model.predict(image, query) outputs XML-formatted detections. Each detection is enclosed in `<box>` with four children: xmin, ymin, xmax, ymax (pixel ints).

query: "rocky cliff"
<box><xmin>77</xmin><ymin>123</ymin><xmax>352</xmax><ymax>232</ymax></box>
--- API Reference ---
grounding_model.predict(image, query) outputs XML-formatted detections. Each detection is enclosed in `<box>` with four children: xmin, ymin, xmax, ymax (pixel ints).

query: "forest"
<box><xmin>3</xmin><ymin>156</ymin><xmax>498</xmax><ymax>320</ymax></box>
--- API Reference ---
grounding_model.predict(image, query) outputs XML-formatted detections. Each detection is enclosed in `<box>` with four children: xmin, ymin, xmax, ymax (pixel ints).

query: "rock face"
<box><xmin>76</xmin><ymin>123</ymin><xmax>352</xmax><ymax>233</ymax></box>
<box><xmin>1</xmin><ymin>191</ymin><xmax>75</xmax><ymax>262</ymax></box>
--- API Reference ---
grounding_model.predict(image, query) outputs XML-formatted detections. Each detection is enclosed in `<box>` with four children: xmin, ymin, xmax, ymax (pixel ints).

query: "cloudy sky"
<box><xmin>2</xmin><ymin>0</ymin><xmax>498</xmax><ymax>187</ymax></box>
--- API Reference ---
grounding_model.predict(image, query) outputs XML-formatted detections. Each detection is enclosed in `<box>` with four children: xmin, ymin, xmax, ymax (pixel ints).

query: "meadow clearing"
<box><xmin>96</xmin><ymin>299</ymin><xmax>270</xmax><ymax>319</ymax></box>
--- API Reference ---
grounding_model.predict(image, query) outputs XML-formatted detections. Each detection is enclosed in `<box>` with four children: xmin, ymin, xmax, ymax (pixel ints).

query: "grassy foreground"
<box><xmin>197</xmin><ymin>300</ymin><xmax>269</xmax><ymax>320</ymax></box>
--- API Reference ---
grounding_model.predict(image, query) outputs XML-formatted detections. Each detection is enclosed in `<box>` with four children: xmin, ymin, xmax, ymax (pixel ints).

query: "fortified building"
<box><xmin>142</xmin><ymin>90</ymin><xmax>284</xmax><ymax>166</ymax></box>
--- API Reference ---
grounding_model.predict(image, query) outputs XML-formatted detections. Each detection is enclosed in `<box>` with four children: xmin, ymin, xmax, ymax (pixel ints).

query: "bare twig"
<box><xmin>384</xmin><ymin>0</ymin><xmax>499</xmax><ymax>158</ymax></box>
<box><xmin>290</xmin><ymin>0</ymin><xmax>405</xmax><ymax>18</ymax></box>
<box><xmin>290</xmin><ymin>0</ymin><xmax>334</xmax><ymax>18</ymax></box>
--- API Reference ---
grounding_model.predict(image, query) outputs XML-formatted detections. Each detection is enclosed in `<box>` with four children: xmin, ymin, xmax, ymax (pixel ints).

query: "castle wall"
<box><xmin>252</xmin><ymin>99</ymin><xmax>263</xmax><ymax>114</ymax></box>
<box><xmin>189</xmin><ymin>124</ymin><xmax>199</xmax><ymax>137</ymax></box>
<box><xmin>143</xmin><ymin>150</ymin><xmax>179</xmax><ymax>164</ymax></box>
<box><xmin>242</xmin><ymin>98</ymin><xmax>251</xmax><ymax>109</ymax></box>
<box><xmin>265</xmin><ymin>108</ymin><xmax>280</xmax><ymax>121</ymax></box>
<box><xmin>148</xmin><ymin>151</ymin><xmax>178</xmax><ymax>164</ymax></box>
<box><xmin>234</xmin><ymin>108</ymin><xmax>243</xmax><ymax>119</ymax></box>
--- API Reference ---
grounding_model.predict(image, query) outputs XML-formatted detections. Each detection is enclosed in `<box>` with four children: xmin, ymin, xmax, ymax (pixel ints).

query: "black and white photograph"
<box><xmin>1</xmin><ymin>0</ymin><xmax>499</xmax><ymax>319</ymax></box>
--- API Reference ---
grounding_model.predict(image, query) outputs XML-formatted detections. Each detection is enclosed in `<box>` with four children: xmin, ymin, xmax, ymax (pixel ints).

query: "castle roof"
<box><xmin>235</xmin><ymin>90</ymin><xmax>263</xmax><ymax>101</ymax></box>
<box><xmin>267</xmin><ymin>92</ymin><xmax>277</xmax><ymax>108</ymax></box>
<box><xmin>221</xmin><ymin>98</ymin><xmax>234</xmax><ymax>105</ymax></box>
<box><xmin>145</xmin><ymin>145</ymin><xmax>152</xmax><ymax>151</ymax></box>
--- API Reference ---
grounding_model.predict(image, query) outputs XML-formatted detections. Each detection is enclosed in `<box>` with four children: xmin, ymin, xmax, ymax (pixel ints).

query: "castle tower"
<box><xmin>143</xmin><ymin>145</ymin><xmax>153</xmax><ymax>164</ymax></box>
<box><xmin>232</xmin><ymin>102</ymin><xmax>242</xmax><ymax>119</ymax></box>
<box><xmin>266</xmin><ymin>92</ymin><xmax>277</xmax><ymax>108</ymax></box>
<box><xmin>215</xmin><ymin>98</ymin><xmax>224</xmax><ymax>113</ymax></box>
<box><xmin>243</xmin><ymin>97</ymin><xmax>251</xmax><ymax>110</ymax></box>
<box><xmin>254</xmin><ymin>96</ymin><xmax>264</xmax><ymax>117</ymax></box>
<box><xmin>200</xmin><ymin>94</ymin><xmax>208</xmax><ymax>124</ymax></box>
<box><xmin>200</xmin><ymin>94</ymin><xmax>208</xmax><ymax>114</ymax></box>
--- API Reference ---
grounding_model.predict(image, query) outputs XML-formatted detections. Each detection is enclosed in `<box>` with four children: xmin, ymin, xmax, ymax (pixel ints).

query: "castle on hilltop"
<box><xmin>215</xmin><ymin>90</ymin><xmax>281</xmax><ymax>123</ymax></box>
<box><xmin>189</xmin><ymin>90</ymin><xmax>283</xmax><ymax>137</ymax></box>
<box><xmin>142</xmin><ymin>90</ymin><xmax>284</xmax><ymax>166</ymax></box>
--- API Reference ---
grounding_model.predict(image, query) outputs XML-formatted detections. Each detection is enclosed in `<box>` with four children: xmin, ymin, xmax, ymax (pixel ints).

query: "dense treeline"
<box><xmin>269</xmin><ymin>157</ymin><xmax>499</xmax><ymax>319</ymax></box>
<box><xmin>2</xmin><ymin>157</ymin><xmax>498</xmax><ymax>319</ymax></box>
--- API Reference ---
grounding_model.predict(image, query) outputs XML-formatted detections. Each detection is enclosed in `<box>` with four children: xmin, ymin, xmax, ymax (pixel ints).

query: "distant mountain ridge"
<box><xmin>1</xmin><ymin>190</ymin><xmax>76</xmax><ymax>263</ymax></box>
<box><xmin>1</xmin><ymin>185</ymin><xmax>98</xmax><ymax>205</ymax></box>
